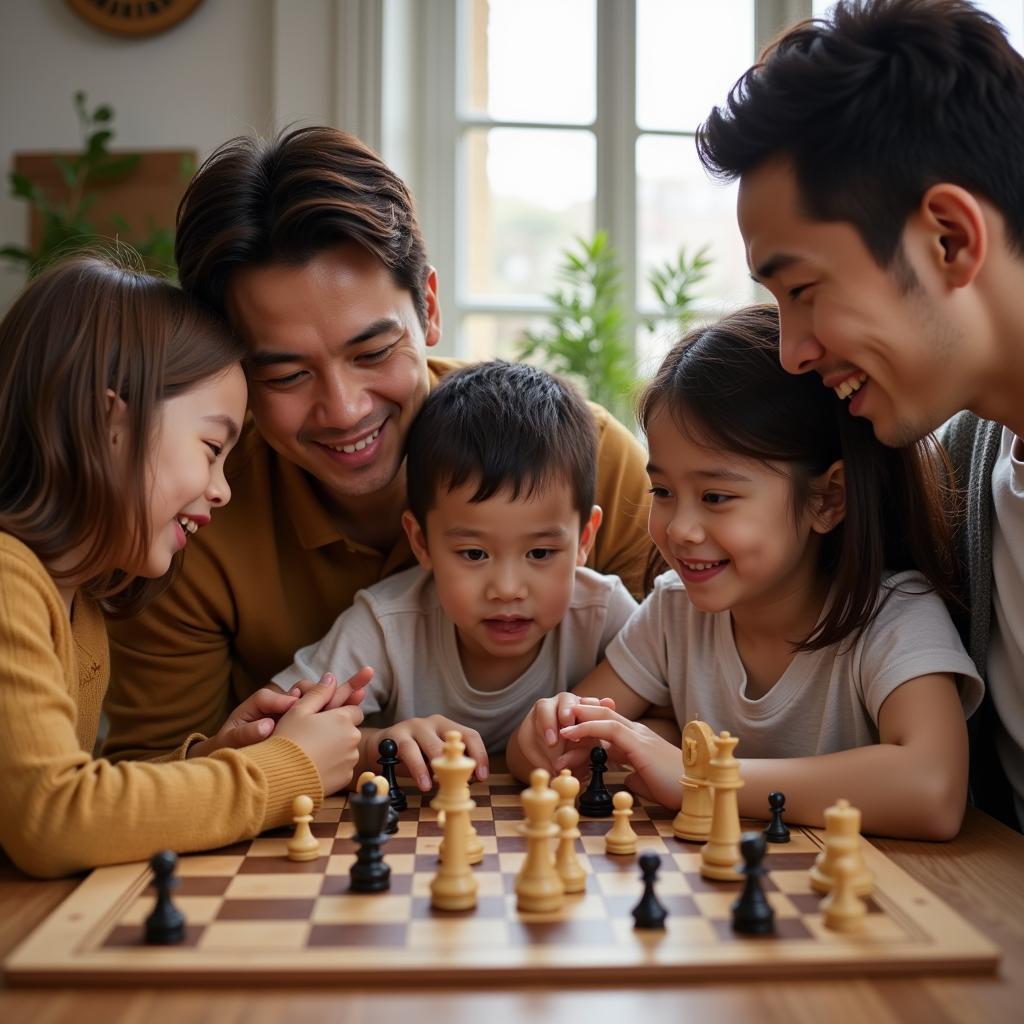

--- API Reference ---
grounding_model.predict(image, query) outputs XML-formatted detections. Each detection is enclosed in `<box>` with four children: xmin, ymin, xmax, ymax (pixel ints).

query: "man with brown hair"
<box><xmin>104</xmin><ymin>127</ymin><xmax>652</xmax><ymax>773</ymax></box>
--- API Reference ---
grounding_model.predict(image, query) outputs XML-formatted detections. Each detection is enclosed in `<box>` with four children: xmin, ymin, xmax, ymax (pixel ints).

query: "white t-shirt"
<box><xmin>273</xmin><ymin>565</ymin><xmax>638</xmax><ymax>753</ymax></box>
<box><xmin>987</xmin><ymin>427</ymin><xmax>1024</xmax><ymax>829</ymax></box>
<box><xmin>605</xmin><ymin>570</ymin><xmax>983</xmax><ymax>759</ymax></box>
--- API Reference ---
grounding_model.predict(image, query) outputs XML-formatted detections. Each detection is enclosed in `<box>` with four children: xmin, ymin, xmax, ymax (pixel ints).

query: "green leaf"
<box><xmin>86</xmin><ymin>154</ymin><xmax>141</xmax><ymax>182</ymax></box>
<box><xmin>85</xmin><ymin>130</ymin><xmax>115</xmax><ymax>161</ymax></box>
<box><xmin>93</xmin><ymin>105</ymin><xmax>113</xmax><ymax>123</ymax></box>
<box><xmin>9</xmin><ymin>171</ymin><xmax>37</xmax><ymax>200</ymax></box>
<box><xmin>53</xmin><ymin>156</ymin><xmax>79</xmax><ymax>190</ymax></box>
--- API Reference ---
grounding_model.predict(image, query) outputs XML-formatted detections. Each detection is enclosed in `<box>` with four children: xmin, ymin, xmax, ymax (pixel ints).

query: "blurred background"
<box><xmin>2</xmin><ymin>0</ymin><xmax>1022</xmax><ymax>403</ymax></box>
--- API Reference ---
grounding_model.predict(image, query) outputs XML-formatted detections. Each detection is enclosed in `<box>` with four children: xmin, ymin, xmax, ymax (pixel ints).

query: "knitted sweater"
<box><xmin>0</xmin><ymin>532</ymin><xmax>322</xmax><ymax>877</ymax></box>
<box><xmin>939</xmin><ymin>412</ymin><xmax>1018</xmax><ymax>827</ymax></box>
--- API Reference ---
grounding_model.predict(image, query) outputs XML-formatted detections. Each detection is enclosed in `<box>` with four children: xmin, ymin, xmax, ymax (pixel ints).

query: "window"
<box><xmin>402</xmin><ymin>0</ymin><xmax>795</xmax><ymax>369</ymax></box>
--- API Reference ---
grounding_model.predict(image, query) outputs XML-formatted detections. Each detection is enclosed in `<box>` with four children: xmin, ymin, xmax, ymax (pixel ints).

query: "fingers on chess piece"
<box><xmin>731</xmin><ymin>832</ymin><xmax>775</xmax><ymax>935</ymax></box>
<box><xmin>516</xmin><ymin>767</ymin><xmax>564</xmax><ymax>913</ymax></box>
<box><xmin>555</xmin><ymin>805</ymin><xmax>587</xmax><ymax>893</ymax></box>
<box><xmin>377</xmin><ymin>736</ymin><xmax>407</xmax><ymax>811</ymax></box>
<box><xmin>763</xmin><ymin>791</ymin><xmax>791</xmax><ymax>844</ymax></box>
<box><xmin>287</xmin><ymin>793</ymin><xmax>321</xmax><ymax>862</ymax></box>
<box><xmin>430</xmin><ymin>730</ymin><xmax>480</xmax><ymax>911</ymax></box>
<box><xmin>144</xmin><ymin>850</ymin><xmax>186</xmax><ymax>946</ymax></box>
<box><xmin>822</xmin><ymin>855</ymin><xmax>867</xmax><ymax>933</ymax></box>
<box><xmin>605</xmin><ymin>790</ymin><xmax>639</xmax><ymax>855</ymax></box>
<box><xmin>632</xmin><ymin>851</ymin><xmax>668</xmax><ymax>930</ymax></box>
<box><xmin>349</xmin><ymin>780</ymin><xmax>392</xmax><ymax>893</ymax></box>
<box><xmin>578</xmin><ymin>746</ymin><xmax>613</xmax><ymax>818</ymax></box>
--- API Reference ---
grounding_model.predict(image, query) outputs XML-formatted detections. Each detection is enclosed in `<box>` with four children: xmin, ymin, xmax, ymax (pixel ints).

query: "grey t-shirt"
<box><xmin>605</xmin><ymin>570</ymin><xmax>983</xmax><ymax>758</ymax></box>
<box><xmin>273</xmin><ymin>564</ymin><xmax>638</xmax><ymax>753</ymax></box>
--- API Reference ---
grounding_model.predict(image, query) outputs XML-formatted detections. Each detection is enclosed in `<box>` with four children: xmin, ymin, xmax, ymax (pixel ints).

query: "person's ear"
<box><xmin>914</xmin><ymin>184</ymin><xmax>987</xmax><ymax>289</ymax></box>
<box><xmin>576</xmin><ymin>505</ymin><xmax>604</xmax><ymax>566</ymax></box>
<box><xmin>105</xmin><ymin>388</ymin><xmax>128</xmax><ymax>450</ymax></box>
<box><xmin>422</xmin><ymin>266</ymin><xmax>442</xmax><ymax>349</ymax></box>
<box><xmin>402</xmin><ymin>509</ymin><xmax>433</xmax><ymax>571</ymax></box>
<box><xmin>810</xmin><ymin>461</ymin><xmax>845</xmax><ymax>534</ymax></box>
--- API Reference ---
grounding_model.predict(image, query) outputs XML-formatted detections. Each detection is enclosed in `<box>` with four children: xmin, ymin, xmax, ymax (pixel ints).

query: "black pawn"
<box><xmin>144</xmin><ymin>850</ymin><xmax>185</xmax><ymax>945</ymax></box>
<box><xmin>377</xmin><ymin>737</ymin><xmax>407</xmax><ymax>812</ymax></box>
<box><xmin>383</xmin><ymin>799</ymin><xmax>400</xmax><ymax>836</ymax></box>
<box><xmin>763</xmin><ymin>791</ymin><xmax>790</xmax><ymax>844</ymax></box>
<box><xmin>349</xmin><ymin>780</ymin><xmax>392</xmax><ymax>892</ymax></box>
<box><xmin>632</xmin><ymin>852</ymin><xmax>668</xmax><ymax>930</ymax></box>
<box><xmin>578</xmin><ymin>746</ymin><xmax>613</xmax><ymax>818</ymax></box>
<box><xmin>731</xmin><ymin>832</ymin><xmax>775</xmax><ymax>935</ymax></box>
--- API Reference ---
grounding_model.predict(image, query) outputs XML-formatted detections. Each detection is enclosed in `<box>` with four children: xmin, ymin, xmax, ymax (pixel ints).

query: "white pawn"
<box><xmin>287</xmin><ymin>794</ymin><xmax>320</xmax><ymax>862</ymax></box>
<box><xmin>605</xmin><ymin>790</ymin><xmax>639</xmax><ymax>855</ymax></box>
<box><xmin>822</xmin><ymin>855</ymin><xmax>867</xmax><ymax>932</ymax></box>
<box><xmin>551</xmin><ymin>768</ymin><xmax>580</xmax><ymax>811</ymax></box>
<box><xmin>555</xmin><ymin>805</ymin><xmax>587</xmax><ymax>893</ymax></box>
<box><xmin>809</xmin><ymin>798</ymin><xmax>873</xmax><ymax>896</ymax></box>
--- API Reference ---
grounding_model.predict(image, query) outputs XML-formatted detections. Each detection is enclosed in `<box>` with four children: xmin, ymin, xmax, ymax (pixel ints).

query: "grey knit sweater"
<box><xmin>939</xmin><ymin>411</ymin><xmax>1018</xmax><ymax>827</ymax></box>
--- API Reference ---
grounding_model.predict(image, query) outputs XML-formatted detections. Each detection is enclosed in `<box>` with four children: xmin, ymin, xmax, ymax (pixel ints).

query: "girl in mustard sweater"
<box><xmin>0</xmin><ymin>255</ymin><xmax>366</xmax><ymax>877</ymax></box>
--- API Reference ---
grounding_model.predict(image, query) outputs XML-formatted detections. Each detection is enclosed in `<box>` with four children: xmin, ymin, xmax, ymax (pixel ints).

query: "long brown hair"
<box><xmin>638</xmin><ymin>304</ymin><xmax>958</xmax><ymax>651</ymax></box>
<box><xmin>0</xmin><ymin>253</ymin><xmax>245</xmax><ymax>615</ymax></box>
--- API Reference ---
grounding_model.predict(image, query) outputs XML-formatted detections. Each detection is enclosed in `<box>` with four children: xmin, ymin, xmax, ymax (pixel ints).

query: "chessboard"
<box><xmin>3</xmin><ymin>772</ymin><xmax>1000</xmax><ymax>986</ymax></box>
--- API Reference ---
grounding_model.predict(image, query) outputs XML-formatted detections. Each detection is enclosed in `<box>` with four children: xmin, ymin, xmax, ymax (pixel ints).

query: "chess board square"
<box><xmin>495</xmin><ymin>821</ymin><xmax>522</xmax><ymax>839</ymax></box>
<box><xmin>238</xmin><ymin>855</ymin><xmax>328</xmax><ymax>874</ymax></box>
<box><xmin>174</xmin><ymin>876</ymin><xmax>232</xmax><ymax>897</ymax></box>
<box><xmin>312</xmin><ymin>893</ymin><xmax>413</xmax><ymax>923</ymax></box>
<box><xmin>603</xmin><ymin>893</ymin><xmax>698</xmax><ymax>918</ymax></box>
<box><xmin>103</xmin><ymin>923</ymin><xmax>205</xmax><ymax>948</ymax></box>
<box><xmin>176</xmin><ymin>855</ymin><xmax>244</xmax><ymax>876</ymax></box>
<box><xmin>216</xmin><ymin>898</ymin><xmax>317</xmax><ymax>920</ymax></box>
<box><xmin>611</xmin><ymin>914</ymin><xmax>718</xmax><ymax>946</ymax></box>
<box><xmin>507</xmin><ymin>917</ymin><xmax>615</xmax><ymax>945</ymax></box>
<box><xmin>119</xmin><ymin>895</ymin><xmax>223</xmax><ymax>926</ymax></box>
<box><xmin>711</xmin><ymin>916</ymin><xmax>814</xmax><ymax>941</ymax></box>
<box><xmin>308</xmin><ymin>923</ymin><xmax>407</xmax><ymax>947</ymax></box>
<box><xmin>320</xmin><ymin>872</ymin><xmax>414</xmax><ymax>896</ymax></box>
<box><xmin>765</xmin><ymin>852</ymin><xmax>819</xmax><ymax>871</ymax></box>
<box><xmin>410</xmin><ymin>894</ymin><xmax>505</xmax><ymax>918</ymax></box>
<box><xmin>225</xmin><ymin>873</ymin><xmax>324</xmax><ymax>899</ymax></box>
<box><xmin>410</xmin><ymin>871</ymin><xmax>504</xmax><ymax>899</ymax></box>
<box><xmin>771</xmin><ymin>870</ymin><xmax>815</xmax><ymax>895</ymax></box>
<box><xmin>201</xmin><ymin>921</ymin><xmax>311</xmax><ymax>950</ymax></box>
<box><xmin>408</xmin><ymin>916</ymin><xmax>510</xmax><ymax>947</ymax></box>
<box><xmin>495</xmin><ymin>836</ymin><xmax>526</xmax><ymax>854</ymax></box>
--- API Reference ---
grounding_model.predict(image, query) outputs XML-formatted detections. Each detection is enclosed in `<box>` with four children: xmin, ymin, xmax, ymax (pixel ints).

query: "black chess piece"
<box><xmin>763</xmin><ymin>791</ymin><xmax>791</xmax><ymax>844</ymax></box>
<box><xmin>383</xmin><ymin>799</ymin><xmax>400</xmax><ymax>836</ymax></box>
<box><xmin>631</xmin><ymin>851</ymin><xmax>668</xmax><ymax>930</ymax></box>
<box><xmin>144</xmin><ymin>850</ymin><xmax>186</xmax><ymax>945</ymax></box>
<box><xmin>731</xmin><ymin>832</ymin><xmax>775</xmax><ymax>935</ymax></box>
<box><xmin>349</xmin><ymin>780</ymin><xmax>392</xmax><ymax>892</ymax></box>
<box><xmin>578</xmin><ymin>746</ymin><xmax>613</xmax><ymax>818</ymax></box>
<box><xmin>377</xmin><ymin>737</ymin><xmax>407</xmax><ymax>812</ymax></box>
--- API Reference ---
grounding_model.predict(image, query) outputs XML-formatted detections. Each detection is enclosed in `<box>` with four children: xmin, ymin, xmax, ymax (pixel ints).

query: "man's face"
<box><xmin>737</xmin><ymin>159</ymin><xmax>972</xmax><ymax>446</ymax></box>
<box><xmin>226</xmin><ymin>244</ymin><xmax>440</xmax><ymax>506</ymax></box>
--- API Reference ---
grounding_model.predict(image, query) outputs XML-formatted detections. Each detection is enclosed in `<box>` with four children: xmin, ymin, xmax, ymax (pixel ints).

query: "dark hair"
<box><xmin>406</xmin><ymin>361</ymin><xmax>597</xmax><ymax>531</ymax></box>
<box><xmin>174</xmin><ymin>126</ymin><xmax>431</xmax><ymax>327</ymax></box>
<box><xmin>0</xmin><ymin>253</ymin><xmax>245</xmax><ymax>615</ymax></box>
<box><xmin>697</xmin><ymin>0</ymin><xmax>1024</xmax><ymax>267</ymax></box>
<box><xmin>638</xmin><ymin>305</ymin><xmax>957</xmax><ymax>651</ymax></box>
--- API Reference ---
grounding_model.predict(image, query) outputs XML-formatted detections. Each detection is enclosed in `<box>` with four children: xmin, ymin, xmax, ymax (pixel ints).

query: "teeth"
<box><xmin>328</xmin><ymin>427</ymin><xmax>381</xmax><ymax>454</ymax></box>
<box><xmin>176</xmin><ymin>516</ymin><xmax>198</xmax><ymax>535</ymax></box>
<box><xmin>684</xmin><ymin>561</ymin><xmax>722</xmax><ymax>571</ymax></box>
<box><xmin>834</xmin><ymin>374</ymin><xmax>867</xmax><ymax>400</ymax></box>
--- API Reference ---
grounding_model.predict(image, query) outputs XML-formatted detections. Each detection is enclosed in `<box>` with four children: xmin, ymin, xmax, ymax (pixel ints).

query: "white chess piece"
<box><xmin>287</xmin><ymin>794</ymin><xmax>320</xmax><ymax>862</ymax></box>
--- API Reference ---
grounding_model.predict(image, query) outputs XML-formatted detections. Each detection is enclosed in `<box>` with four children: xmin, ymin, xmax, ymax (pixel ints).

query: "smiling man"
<box><xmin>696</xmin><ymin>0</ymin><xmax>1024</xmax><ymax>830</ymax></box>
<box><xmin>103</xmin><ymin>127</ymin><xmax>652</xmax><ymax>769</ymax></box>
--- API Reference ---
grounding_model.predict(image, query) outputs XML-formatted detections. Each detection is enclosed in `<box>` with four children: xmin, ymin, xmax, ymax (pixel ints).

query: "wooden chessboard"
<box><xmin>3</xmin><ymin>773</ymin><xmax>1000</xmax><ymax>986</ymax></box>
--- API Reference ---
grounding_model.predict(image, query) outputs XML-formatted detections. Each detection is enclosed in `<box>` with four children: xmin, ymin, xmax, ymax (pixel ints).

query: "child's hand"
<box><xmin>557</xmin><ymin>704</ymin><xmax>683</xmax><ymax>809</ymax></box>
<box><xmin>273</xmin><ymin>675</ymin><xmax>365</xmax><ymax>795</ymax></box>
<box><xmin>188</xmin><ymin>686</ymin><xmax>298</xmax><ymax>758</ymax></box>
<box><xmin>513</xmin><ymin>693</ymin><xmax>617</xmax><ymax>774</ymax></box>
<box><xmin>369</xmin><ymin>717</ymin><xmax>489</xmax><ymax>792</ymax></box>
<box><xmin>285</xmin><ymin>666</ymin><xmax>373</xmax><ymax>709</ymax></box>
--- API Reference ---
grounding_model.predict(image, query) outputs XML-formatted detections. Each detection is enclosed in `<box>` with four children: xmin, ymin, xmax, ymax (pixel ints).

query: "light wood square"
<box><xmin>175</xmin><ymin>855</ymin><xmax>244</xmax><ymax>876</ymax></box>
<box><xmin>247</xmin><ymin>837</ymin><xmax>330</xmax><ymax>858</ymax></box>
<box><xmin>312</xmin><ymin>894</ymin><xmax>413</xmax><ymax>923</ymax></box>
<box><xmin>407</xmin><ymin>917</ymin><xmax>510</xmax><ymax>949</ymax></box>
<box><xmin>771</xmin><ymin>869</ymin><xmax>813</xmax><ymax>894</ymax></box>
<box><xmin>495</xmin><ymin>821</ymin><xmax>522</xmax><ymax>838</ymax></box>
<box><xmin>327</xmin><ymin>854</ymin><xmax>356</xmax><ymax>874</ymax></box>
<box><xmin>225</xmin><ymin>874</ymin><xmax>324</xmax><ymax>899</ymax></box>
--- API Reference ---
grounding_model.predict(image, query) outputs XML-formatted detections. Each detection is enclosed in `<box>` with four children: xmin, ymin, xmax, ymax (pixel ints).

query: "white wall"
<box><xmin>0</xmin><ymin>0</ymin><xmax>305</xmax><ymax>311</ymax></box>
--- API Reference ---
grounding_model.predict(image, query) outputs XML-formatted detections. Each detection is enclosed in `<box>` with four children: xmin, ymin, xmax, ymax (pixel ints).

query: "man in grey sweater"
<box><xmin>696</xmin><ymin>0</ymin><xmax>1024</xmax><ymax>829</ymax></box>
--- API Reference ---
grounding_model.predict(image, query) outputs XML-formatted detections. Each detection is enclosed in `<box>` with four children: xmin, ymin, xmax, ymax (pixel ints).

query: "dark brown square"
<box><xmin>217</xmin><ymin>898</ymin><xmax>317</xmax><ymax>920</ymax></box>
<box><xmin>308</xmin><ymin>923</ymin><xmax>408</xmax><ymax>946</ymax></box>
<box><xmin>102</xmin><ymin>923</ymin><xmax>204</xmax><ymax>948</ymax></box>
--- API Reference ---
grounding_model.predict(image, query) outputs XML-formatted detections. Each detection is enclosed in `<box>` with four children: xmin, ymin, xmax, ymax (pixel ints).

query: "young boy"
<box><xmin>271</xmin><ymin>361</ymin><xmax>638</xmax><ymax>791</ymax></box>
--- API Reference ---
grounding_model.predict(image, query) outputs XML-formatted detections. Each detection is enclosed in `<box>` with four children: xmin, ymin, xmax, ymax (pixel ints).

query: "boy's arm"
<box><xmin>737</xmin><ymin>673</ymin><xmax>968</xmax><ymax>840</ymax></box>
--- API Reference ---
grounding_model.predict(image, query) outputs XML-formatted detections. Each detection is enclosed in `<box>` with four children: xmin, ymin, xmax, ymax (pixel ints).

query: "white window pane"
<box><xmin>462</xmin><ymin>312</ymin><xmax>549</xmax><ymax>363</ymax></box>
<box><xmin>636</xmin><ymin>134</ymin><xmax>754</xmax><ymax>312</ymax></box>
<box><xmin>637</xmin><ymin>0</ymin><xmax>755</xmax><ymax>132</ymax></box>
<box><xmin>464</xmin><ymin>127</ymin><xmax>596</xmax><ymax>300</ymax></box>
<box><xmin>464</xmin><ymin>0</ymin><xmax>596</xmax><ymax>124</ymax></box>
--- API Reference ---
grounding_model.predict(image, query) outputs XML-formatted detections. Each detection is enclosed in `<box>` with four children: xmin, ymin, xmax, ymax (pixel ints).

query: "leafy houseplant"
<box><xmin>516</xmin><ymin>232</ymin><xmax>711</xmax><ymax>426</ymax></box>
<box><xmin>2</xmin><ymin>92</ymin><xmax>181</xmax><ymax>277</ymax></box>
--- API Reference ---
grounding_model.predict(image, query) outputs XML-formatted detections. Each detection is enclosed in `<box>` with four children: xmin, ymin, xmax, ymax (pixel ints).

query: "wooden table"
<box><xmin>1</xmin><ymin>807</ymin><xmax>1021</xmax><ymax>1024</ymax></box>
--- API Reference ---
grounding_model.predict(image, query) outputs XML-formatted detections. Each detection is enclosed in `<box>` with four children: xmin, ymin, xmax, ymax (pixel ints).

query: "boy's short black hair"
<box><xmin>697</xmin><ymin>0</ymin><xmax>1024</xmax><ymax>268</ymax></box>
<box><xmin>406</xmin><ymin>361</ymin><xmax>597</xmax><ymax>530</ymax></box>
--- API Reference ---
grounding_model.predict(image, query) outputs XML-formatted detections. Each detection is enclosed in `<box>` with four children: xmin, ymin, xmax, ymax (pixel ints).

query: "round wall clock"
<box><xmin>66</xmin><ymin>0</ymin><xmax>205</xmax><ymax>38</ymax></box>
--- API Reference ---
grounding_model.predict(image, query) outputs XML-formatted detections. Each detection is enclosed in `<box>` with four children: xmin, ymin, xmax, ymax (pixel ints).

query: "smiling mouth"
<box><xmin>175</xmin><ymin>515</ymin><xmax>199</xmax><ymax>536</ymax></box>
<box><xmin>681</xmin><ymin>559</ymin><xmax>727</xmax><ymax>571</ymax></box>
<box><xmin>833</xmin><ymin>373</ymin><xmax>867</xmax><ymax>400</ymax></box>
<box><xmin>320</xmin><ymin>425</ymin><xmax>382</xmax><ymax>454</ymax></box>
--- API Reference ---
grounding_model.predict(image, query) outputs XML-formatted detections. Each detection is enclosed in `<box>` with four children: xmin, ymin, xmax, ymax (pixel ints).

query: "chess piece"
<box><xmin>632</xmin><ymin>852</ymin><xmax>668</xmax><ymax>930</ymax></box>
<box><xmin>144</xmin><ymin>850</ymin><xmax>186</xmax><ymax>945</ymax></box>
<box><xmin>377</xmin><ymin>736</ymin><xmax>407</xmax><ymax>812</ymax></box>
<box><xmin>287</xmin><ymin>793</ymin><xmax>321</xmax><ymax>861</ymax></box>
<box><xmin>763</xmin><ymin>791</ymin><xmax>791</xmax><ymax>844</ymax></box>
<box><xmin>349</xmin><ymin>780</ymin><xmax>392</xmax><ymax>892</ymax></box>
<box><xmin>822</xmin><ymin>855</ymin><xmax>867</xmax><ymax>932</ymax></box>
<box><xmin>809</xmin><ymin>798</ymin><xmax>873</xmax><ymax>896</ymax></box>
<box><xmin>430</xmin><ymin>731</ymin><xmax>479</xmax><ymax>911</ymax></box>
<box><xmin>578</xmin><ymin>746</ymin><xmax>613</xmax><ymax>818</ymax></box>
<box><xmin>358</xmin><ymin>772</ymin><xmax>399</xmax><ymax>835</ymax></box>
<box><xmin>555</xmin><ymin>805</ymin><xmax>587</xmax><ymax>893</ymax></box>
<box><xmin>551</xmin><ymin>768</ymin><xmax>580</xmax><ymax>811</ymax></box>
<box><xmin>673</xmin><ymin>720</ymin><xmax>716</xmax><ymax>842</ymax></box>
<box><xmin>516</xmin><ymin>768</ymin><xmax>564</xmax><ymax>913</ymax></box>
<box><xmin>605</xmin><ymin>790</ymin><xmax>639</xmax><ymax>855</ymax></box>
<box><xmin>731</xmin><ymin>832</ymin><xmax>775</xmax><ymax>935</ymax></box>
<box><xmin>700</xmin><ymin>731</ymin><xmax>744</xmax><ymax>881</ymax></box>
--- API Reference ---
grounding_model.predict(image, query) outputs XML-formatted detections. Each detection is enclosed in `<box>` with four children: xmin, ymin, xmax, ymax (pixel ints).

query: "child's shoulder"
<box><xmin>0</xmin><ymin>532</ymin><xmax>64</xmax><ymax>618</ymax></box>
<box><xmin>356</xmin><ymin>565</ymin><xmax>437</xmax><ymax>617</ymax></box>
<box><xmin>571</xmin><ymin>565</ymin><xmax>637</xmax><ymax>605</ymax></box>
<box><xmin>0</xmin><ymin>531</ymin><xmax>48</xmax><ymax>580</ymax></box>
<box><xmin>861</xmin><ymin>569</ymin><xmax>960</xmax><ymax>636</ymax></box>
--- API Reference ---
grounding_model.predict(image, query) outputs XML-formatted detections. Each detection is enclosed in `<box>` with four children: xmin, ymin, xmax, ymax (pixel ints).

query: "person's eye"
<box><xmin>787</xmin><ymin>283</ymin><xmax>814</xmax><ymax>301</ymax></box>
<box><xmin>205</xmin><ymin>441</ymin><xmax>224</xmax><ymax>459</ymax></box>
<box><xmin>458</xmin><ymin>549</ymin><xmax>487</xmax><ymax>562</ymax></box>
<box><xmin>647</xmin><ymin>486</ymin><xmax>671</xmax><ymax>499</ymax></box>
<box><xmin>703</xmin><ymin>492</ymin><xmax>733</xmax><ymax>506</ymax></box>
<box><xmin>527</xmin><ymin>548</ymin><xmax>557</xmax><ymax>561</ymax></box>
<box><xmin>258</xmin><ymin>370</ymin><xmax>306</xmax><ymax>387</ymax></box>
<box><xmin>358</xmin><ymin>343</ymin><xmax>397</xmax><ymax>364</ymax></box>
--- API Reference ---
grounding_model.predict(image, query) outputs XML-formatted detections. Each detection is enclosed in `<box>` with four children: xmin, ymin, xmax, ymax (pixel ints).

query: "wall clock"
<box><xmin>66</xmin><ymin>0</ymin><xmax>205</xmax><ymax>38</ymax></box>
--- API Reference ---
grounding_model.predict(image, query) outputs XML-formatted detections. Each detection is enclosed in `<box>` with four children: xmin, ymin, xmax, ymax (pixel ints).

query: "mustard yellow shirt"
<box><xmin>105</xmin><ymin>358</ymin><xmax>653</xmax><ymax>763</ymax></box>
<box><xmin>0</xmin><ymin>532</ymin><xmax>321</xmax><ymax>878</ymax></box>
